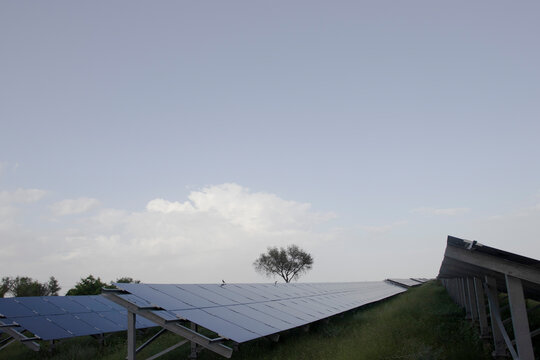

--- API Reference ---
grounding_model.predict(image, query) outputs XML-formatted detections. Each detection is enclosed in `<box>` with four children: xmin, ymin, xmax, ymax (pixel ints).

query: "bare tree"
<box><xmin>253</xmin><ymin>245</ymin><xmax>313</xmax><ymax>283</ymax></box>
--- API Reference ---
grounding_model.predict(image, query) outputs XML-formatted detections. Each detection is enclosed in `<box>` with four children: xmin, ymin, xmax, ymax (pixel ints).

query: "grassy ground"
<box><xmin>0</xmin><ymin>281</ymin><xmax>493</xmax><ymax>360</ymax></box>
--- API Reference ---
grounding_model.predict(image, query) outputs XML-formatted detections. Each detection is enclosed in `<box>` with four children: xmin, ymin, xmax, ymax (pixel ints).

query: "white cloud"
<box><xmin>0</xmin><ymin>188</ymin><xmax>47</xmax><ymax>203</ymax></box>
<box><xmin>0</xmin><ymin>188</ymin><xmax>48</xmax><ymax>230</ymax></box>
<box><xmin>51</xmin><ymin>197</ymin><xmax>100</xmax><ymax>216</ymax></box>
<box><xmin>147</xmin><ymin>183</ymin><xmax>334</xmax><ymax>232</ymax></box>
<box><xmin>1</xmin><ymin>183</ymin><xmax>337</xmax><ymax>292</ymax></box>
<box><xmin>147</xmin><ymin>198</ymin><xmax>195</xmax><ymax>213</ymax></box>
<box><xmin>411</xmin><ymin>207</ymin><xmax>470</xmax><ymax>216</ymax></box>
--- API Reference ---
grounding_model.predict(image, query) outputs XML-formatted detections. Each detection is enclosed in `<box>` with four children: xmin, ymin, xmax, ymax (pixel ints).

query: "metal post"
<box><xmin>453</xmin><ymin>278</ymin><xmax>459</xmax><ymax>304</ymax></box>
<box><xmin>127</xmin><ymin>311</ymin><xmax>137</xmax><ymax>360</ymax></box>
<box><xmin>447</xmin><ymin>279</ymin><xmax>455</xmax><ymax>302</ymax></box>
<box><xmin>453</xmin><ymin>279</ymin><xmax>460</xmax><ymax>305</ymax></box>
<box><xmin>461</xmin><ymin>278</ymin><xmax>472</xmax><ymax>319</ymax></box>
<box><xmin>189</xmin><ymin>322</ymin><xmax>198</xmax><ymax>359</ymax></box>
<box><xmin>453</xmin><ymin>278</ymin><xmax>460</xmax><ymax>304</ymax></box>
<box><xmin>460</xmin><ymin>278</ymin><xmax>467</xmax><ymax>308</ymax></box>
<box><xmin>506</xmin><ymin>275</ymin><xmax>534</xmax><ymax>360</ymax></box>
<box><xmin>466</xmin><ymin>278</ymin><xmax>478</xmax><ymax>321</ymax></box>
<box><xmin>485</xmin><ymin>276</ymin><xmax>507</xmax><ymax>357</ymax></box>
<box><xmin>474</xmin><ymin>277</ymin><xmax>490</xmax><ymax>338</ymax></box>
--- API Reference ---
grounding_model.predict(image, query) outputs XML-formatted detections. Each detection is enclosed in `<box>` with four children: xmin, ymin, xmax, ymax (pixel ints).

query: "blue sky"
<box><xmin>1</xmin><ymin>1</ymin><xmax>539</xmax><ymax>293</ymax></box>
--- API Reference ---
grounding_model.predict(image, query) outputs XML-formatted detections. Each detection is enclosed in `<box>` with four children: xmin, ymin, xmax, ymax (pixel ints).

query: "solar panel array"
<box><xmin>0</xmin><ymin>295</ymin><xmax>155</xmax><ymax>341</ymax></box>
<box><xmin>113</xmin><ymin>281</ymin><xmax>406</xmax><ymax>343</ymax></box>
<box><xmin>386</xmin><ymin>278</ymin><xmax>423</xmax><ymax>287</ymax></box>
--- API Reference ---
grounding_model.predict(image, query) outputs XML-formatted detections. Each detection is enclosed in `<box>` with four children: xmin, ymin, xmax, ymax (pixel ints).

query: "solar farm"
<box><xmin>1</xmin><ymin>236</ymin><xmax>539</xmax><ymax>359</ymax></box>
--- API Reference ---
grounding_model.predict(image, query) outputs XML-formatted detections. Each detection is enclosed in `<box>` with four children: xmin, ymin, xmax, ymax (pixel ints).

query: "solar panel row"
<box><xmin>386</xmin><ymin>278</ymin><xmax>423</xmax><ymax>287</ymax></box>
<box><xmin>0</xmin><ymin>295</ymin><xmax>155</xmax><ymax>341</ymax></box>
<box><xmin>113</xmin><ymin>281</ymin><xmax>406</xmax><ymax>343</ymax></box>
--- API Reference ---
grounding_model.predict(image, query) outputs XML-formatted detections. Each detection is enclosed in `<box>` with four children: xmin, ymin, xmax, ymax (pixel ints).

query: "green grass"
<box><xmin>0</xmin><ymin>282</ymin><xmax>492</xmax><ymax>360</ymax></box>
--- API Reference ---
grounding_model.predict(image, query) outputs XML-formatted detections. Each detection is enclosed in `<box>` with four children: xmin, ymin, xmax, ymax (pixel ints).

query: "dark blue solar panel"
<box><xmin>16</xmin><ymin>297</ymin><xmax>66</xmax><ymax>316</ymax></box>
<box><xmin>118</xmin><ymin>293</ymin><xmax>154</xmax><ymax>308</ymax></box>
<box><xmin>0</xmin><ymin>299</ymin><xmax>35</xmax><ymax>317</ymax></box>
<box><xmin>176</xmin><ymin>285</ymin><xmax>236</xmax><ymax>307</ymax></box>
<box><xmin>172</xmin><ymin>309</ymin><xmax>259</xmax><ymax>343</ymax></box>
<box><xmin>246</xmin><ymin>303</ymin><xmax>304</xmax><ymax>327</ymax></box>
<box><xmin>94</xmin><ymin>296</ymin><xmax>124</xmax><ymax>310</ymax></box>
<box><xmin>226</xmin><ymin>284</ymin><xmax>271</xmax><ymax>302</ymax></box>
<box><xmin>97</xmin><ymin>311</ymin><xmax>125</xmax><ymax>327</ymax></box>
<box><xmin>119</xmin><ymin>284</ymin><xmax>195</xmax><ymax>310</ymax></box>
<box><xmin>76</xmin><ymin>312</ymin><xmax>123</xmax><ymax>333</ymax></box>
<box><xmin>238</xmin><ymin>284</ymin><xmax>283</xmax><ymax>300</ymax></box>
<box><xmin>267</xmin><ymin>301</ymin><xmax>318</xmax><ymax>321</ymax></box>
<box><xmin>227</xmin><ymin>304</ymin><xmax>294</xmax><ymax>330</ymax></box>
<box><xmin>150</xmin><ymin>309</ymin><xmax>180</xmax><ymax>322</ymax></box>
<box><xmin>71</xmin><ymin>296</ymin><xmax>112</xmax><ymax>312</ymax></box>
<box><xmin>12</xmin><ymin>316</ymin><xmax>73</xmax><ymax>340</ymax></box>
<box><xmin>47</xmin><ymin>314</ymin><xmax>98</xmax><ymax>336</ymax></box>
<box><xmin>310</xmin><ymin>295</ymin><xmax>345</xmax><ymax>311</ymax></box>
<box><xmin>157</xmin><ymin>284</ymin><xmax>216</xmax><ymax>308</ymax></box>
<box><xmin>293</xmin><ymin>298</ymin><xmax>334</xmax><ymax>316</ymax></box>
<box><xmin>46</xmin><ymin>297</ymin><xmax>90</xmax><ymax>313</ymax></box>
<box><xmin>256</xmin><ymin>284</ymin><xmax>296</xmax><ymax>299</ymax></box>
<box><xmin>205</xmin><ymin>306</ymin><xmax>279</xmax><ymax>336</ymax></box>
<box><xmin>112</xmin><ymin>282</ymin><xmax>407</xmax><ymax>344</ymax></box>
<box><xmin>203</xmin><ymin>284</ymin><xmax>260</xmax><ymax>303</ymax></box>
<box><xmin>0</xmin><ymin>295</ymin><xmax>157</xmax><ymax>342</ymax></box>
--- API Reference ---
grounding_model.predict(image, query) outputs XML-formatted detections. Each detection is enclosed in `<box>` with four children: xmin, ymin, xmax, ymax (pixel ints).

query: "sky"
<box><xmin>1</xmin><ymin>1</ymin><xmax>539</xmax><ymax>294</ymax></box>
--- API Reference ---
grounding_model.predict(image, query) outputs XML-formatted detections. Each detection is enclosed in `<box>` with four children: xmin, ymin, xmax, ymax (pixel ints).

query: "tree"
<box><xmin>115</xmin><ymin>277</ymin><xmax>140</xmax><ymax>284</ymax></box>
<box><xmin>253</xmin><ymin>245</ymin><xmax>313</xmax><ymax>283</ymax></box>
<box><xmin>47</xmin><ymin>276</ymin><xmax>61</xmax><ymax>296</ymax></box>
<box><xmin>66</xmin><ymin>275</ymin><xmax>110</xmax><ymax>295</ymax></box>
<box><xmin>1</xmin><ymin>277</ymin><xmax>11</xmax><ymax>298</ymax></box>
<box><xmin>3</xmin><ymin>276</ymin><xmax>60</xmax><ymax>297</ymax></box>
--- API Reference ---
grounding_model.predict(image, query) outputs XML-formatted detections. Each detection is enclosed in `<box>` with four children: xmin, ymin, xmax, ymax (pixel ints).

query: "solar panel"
<box><xmin>45</xmin><ymin>296</ymin><xmax>90</xmax><ymax>313</ymax></box>
<box><xmin>76</xmin><ymin>312</ymin><xmax>123</xmax><ymax>333</ymax></box>
<box><xmin>110</xmin><ymin>281</ymin><xmax>406</xmax><ymax>344</ymax></box>
<box><xmin>0</xmin><ymin>298</ymin><xmax>35</xmax><ymax>318</ymax></box>
<box><xmin>386</xmin><ymin>278</ymin><xmax>423</xmax><ymax>288</ymax></box>
<box><xmin>71</xmin><ymin>296</ymin><xmax>113</xmax><ymax>312</ymax></box>
<box><xmin>47</xmin><ymin>314</ymin><xmax>98</xmax><ymax>336</ymax></box>
<box><xmin>0</xmin><ymin>295</ymin><xmax>156</xmax><ymax>342</ymax></box>
<box><xmin>22</xmin><ymin>297</ymin><xmax>68</xmax><ymax>315</ymax></box>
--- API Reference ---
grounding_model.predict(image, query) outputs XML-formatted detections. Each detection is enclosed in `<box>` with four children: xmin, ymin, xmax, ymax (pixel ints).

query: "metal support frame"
<box><xmin>458</xmin><ymin>278</ymin><xmax>471</xmax><ymax>310</ymax></box>
<box><xmin>102</xmin><ymin>291</ymin><xmax>233</xmax><ymax>359</ymax></box>
<box><xmin>443</xmin><ymin>245</ymin><xmax>540</xmax><ymax>285</ymax></box>
<box><xmin>485</xmin><ymin>276</ymin><xmax>514</xmax><ymax>358</ymax></box>
<box><xmin>189</xmin><ymin>322</ymin><xmax>200</xmax><ymax>359</ymax></box>
<box><xmin>128</xmin><ymin>328</ymin><xmax>167</xmax><ymax>358</ymax></box>
<box><xmin>473</xmin><ymin>277</ymin><xmax>490</xmax><ymax>338</ymax></box>
<box><xmin>505</xmin><ymin>275</ymin><xmax>534</xmax><ymax>360</ymax></box>
<box><xmin>461</xmin><ymin>278</ymin><xmax>472</xmax><ymax>319</ymax></box>
<box><xmin>147</xmin><ymin>340</ymin><xmax>189</xmax><ymax>360</ymax></box>
<box><xmin>439</xmin><ymin>239</ymin><xmax>540</xmax><ymax>360</ymax></box>
<box><xmin>0</xmin><ymin>337</ymin><xmax>16</xmax><ymax>351</ymax></box>
<box><xmin>127</xmin><ymin>311</ymin><xmax>136</xmax><ymax>360</ymax></box>
<box><xmin>466</xmin><ymin>277</ymin><xmax>478</xmax><ymax>321</ymax></box>
<box><xmin>0</xmin><ymin>320</ymin><xmax>40</xmax><ymax>351</ymax></box>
